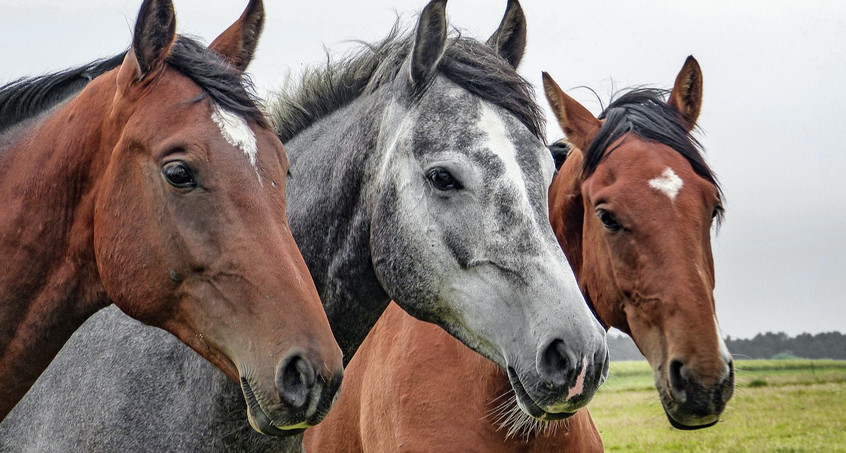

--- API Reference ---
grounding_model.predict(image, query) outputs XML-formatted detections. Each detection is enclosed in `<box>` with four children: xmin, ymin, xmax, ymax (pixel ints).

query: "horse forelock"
<box><xmin>269</xmin><ymin>22</ymin><xmax>544</xmax><ymax>144</ymax></box>
<box><xmin>165</xmin><ymin>36</ymin><xmax>267</xmax><ymax>128</ymax></box>
<box><xmin>583</xmin><ymin>89</ymin><xmax>724</xmax><ymax>221</ymax></box>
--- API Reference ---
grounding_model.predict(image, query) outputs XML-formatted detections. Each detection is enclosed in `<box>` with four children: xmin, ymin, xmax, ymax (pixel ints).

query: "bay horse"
<box><xmin>0</xmin><ymin>0</ymin><xmax>608</xmax><ymax>451</ymax></box>
<box><xmin>0</xmin><ymin>0</ymin><xmax>344</xmax><ymax>434</ymax></box>
<box><xmin>302</xmin><ymin>57</ymin><xmax>735</xmax><ymax>451</ymax></box>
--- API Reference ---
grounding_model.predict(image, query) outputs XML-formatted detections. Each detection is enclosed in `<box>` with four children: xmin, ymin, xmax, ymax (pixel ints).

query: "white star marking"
<box><xmin>649</xmin><ymin>167</ymin><xmax>683</xmax><ymax>200</ymax></box>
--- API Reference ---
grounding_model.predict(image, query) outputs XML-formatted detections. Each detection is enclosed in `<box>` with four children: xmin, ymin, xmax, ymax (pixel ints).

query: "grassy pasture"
<box><xmin>590</xmin><ymin>360</ymin><xmax>846</xmax><ymax>452</ymax></box>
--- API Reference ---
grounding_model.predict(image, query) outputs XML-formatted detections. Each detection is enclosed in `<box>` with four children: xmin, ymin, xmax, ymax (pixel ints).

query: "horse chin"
<box><xmin>664</xmin><ymin>408</ymin><xmax>719</xmax><ymax>431</ymax></box>
<box><xmin>240</xmin><ymin>377</ymin><xmax>309</xmax><ymax>437</ymax></box>
<box><xmin>656</xmin><ymin>380</ymin><xmax>722</xmax><ymax>430</ymax></box>
<box><xmin>506</xmin><ymin>367</ymin><xmax>577</xmax><ymax>421</ymax></box>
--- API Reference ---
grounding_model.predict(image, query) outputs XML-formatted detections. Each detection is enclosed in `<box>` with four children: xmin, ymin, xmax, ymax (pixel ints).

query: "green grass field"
<box><xmin>590</xmin><ymin>360</ymin><xmax>846</xmax><ymax>452</ymax></box>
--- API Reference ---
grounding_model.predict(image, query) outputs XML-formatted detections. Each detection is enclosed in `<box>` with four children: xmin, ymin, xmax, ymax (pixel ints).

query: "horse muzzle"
<box><xmin>507</xmin><ymin>337</ymin><xmax>609</xmax><ymax>420</ymax></box>
<box><xmin>240</xmin><ymin>351</ymin><xmax>344</xmax><ymax>436</ymax></box>
<box><xmin>660</xmin><ymin>358</ymin><xmax>734</xmax><ymax>430</ymax></box>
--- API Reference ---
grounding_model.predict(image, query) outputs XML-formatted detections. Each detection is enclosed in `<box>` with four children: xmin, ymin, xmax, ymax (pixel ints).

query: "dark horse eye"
<box><xmin>596</xmin><ymin>209</ymin><xmax>622</xmax><ymax>232</ymax></box>
<box><xmin>162</xmin><ymin>161</ymin><xmax>196</xmax><ymax>190</ymax></box>
<box><xmin>427</xmin><ymin>167</ymin><xmax>462</xmax><ymax>191</ymax></box>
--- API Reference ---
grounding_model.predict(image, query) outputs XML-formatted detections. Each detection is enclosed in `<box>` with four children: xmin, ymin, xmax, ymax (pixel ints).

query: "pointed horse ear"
<box><xmin>119</xmin><ymin>0</ymin><xmax>176</xmax><ymax>86</ymax></box>
<box><xmin>668</xmin><ymin>55</ymin><xmax>703</xmax><ymax>131</ymax></box>
<box><xmin>486</xmin><ymin>0</ymin><xmax>527</xmax><ymax>68</ymax></box>
<box><xmin>209</xmin><ymin>0</ymin><xmax>265</xmax><ymax>72</ymax></box>
<box><xmin>409</xmin><ymin>0</ymin><xmax>448</xmax><ymax>88</ymax></box>
<box><xmin>542</xmin><ymin>72</ymin><xmax>601</xmax><ymax>152</ymax></box>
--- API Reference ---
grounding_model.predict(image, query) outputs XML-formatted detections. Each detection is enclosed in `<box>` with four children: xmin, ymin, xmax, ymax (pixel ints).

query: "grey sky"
<box><xmin>2</xmin><ymin>0</ymin><xmax>844</xmax><ymax>339</ymax></box>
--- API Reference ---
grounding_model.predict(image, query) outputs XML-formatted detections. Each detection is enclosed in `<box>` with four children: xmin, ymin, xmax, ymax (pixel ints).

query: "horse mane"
<box><xmin>0</xmin><ymin>54</ymin><xmax>124</xmax><ymax>135</ymax></box>
<box><xmin>583</xmin><ymin>88</ymin><xmax>724</xmax><ymax>220</ymax></box>
<box><xmin>0</xmin><ymin>36</ymin><xmax>266</xmax><ymax>136</ymax></box>
<box><xmin>268</xmin><ymin>23</ymin><xmax>545</xmax><ymax>144</ymax></box>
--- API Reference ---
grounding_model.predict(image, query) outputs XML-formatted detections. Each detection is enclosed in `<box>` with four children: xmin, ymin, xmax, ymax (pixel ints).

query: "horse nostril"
<box><xmin>668</xmin><ymin>359</ymin><xmax>687</xmax><ymax>398</ymax></box>
<box><xmin>539</xmin><ymin>339</ymin><xmax>572</xmax><ymax>387</ymax></box>
<box><xmin>276</xmin><ymin>354</ymin><xmax>317</xmax><ymax>409</ymax></box>
<box><xmin>596</xmin><ymin>347</ymin><xmax>610</xmax><ymax>385</ymax></box>
<box><xmin>718</xmin><ymin>360</ymin><xmax>736</xmax><ymax>405</ymax></box>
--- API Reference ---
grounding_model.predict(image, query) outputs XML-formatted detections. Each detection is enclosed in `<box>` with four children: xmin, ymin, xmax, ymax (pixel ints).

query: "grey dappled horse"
<box><xmin>0</xmin><ymin>1</ymin><xmax>607</xmax><ymax>451</ymax></box>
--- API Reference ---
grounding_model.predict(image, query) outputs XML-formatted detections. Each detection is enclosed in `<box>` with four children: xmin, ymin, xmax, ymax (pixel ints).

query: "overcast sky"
<box><xmin>2</xmin><ymin>0</ymin><xmax>844</xmax><ymax>339</ymax></box>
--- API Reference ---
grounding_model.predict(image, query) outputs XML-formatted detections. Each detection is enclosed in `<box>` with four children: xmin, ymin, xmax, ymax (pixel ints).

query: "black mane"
<box><xmin>269</xmin><ymin>25</ymin><xmax>544</xmax><ymax>143</ymax></box>
<box><xmin>582</xmin><ymin>89</ymin><xmax>723</xmax><ymax>217</ymax></box>
<box><xmin>0</xmin><ymin>54</ymin><xmax>124</xmax><ymax>135</ymax></box>
<box><xmin>0</xmin><ymin>35</ymin><xmax>265</xmax><ymax>135</ymax></box>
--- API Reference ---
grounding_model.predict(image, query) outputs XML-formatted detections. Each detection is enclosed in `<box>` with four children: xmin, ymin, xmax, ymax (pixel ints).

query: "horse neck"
<box><xmin>0</xmin><ymin>75</ymin><xmax>115</xmax><ymax>417</ymax></box>
<box><xmin>284</xmin><ymin>93</ymin><xmax>393</xmax><ymax>363</ymax></box>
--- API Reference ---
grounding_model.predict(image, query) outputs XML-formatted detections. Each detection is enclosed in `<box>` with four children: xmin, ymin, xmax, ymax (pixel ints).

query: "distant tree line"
<box><xmin>606</xmin><ymin>331</ymin><xmax>846</xmax><ymax>361</ymax></box>
<box><xmin>725</xmin><ymin>331</ymin><xmax>846</xmax><ymax>360</ymax></box>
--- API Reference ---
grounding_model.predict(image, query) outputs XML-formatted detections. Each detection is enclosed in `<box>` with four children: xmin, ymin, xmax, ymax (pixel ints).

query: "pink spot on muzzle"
<box><xmin>567</xmin><ymin>357</ymin><xmax>588</xmax><ymax>399</ymax></box>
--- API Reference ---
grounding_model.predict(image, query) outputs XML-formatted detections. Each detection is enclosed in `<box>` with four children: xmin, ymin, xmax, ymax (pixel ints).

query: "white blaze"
<box><xmin>716</xmin><ymin>315</ymin><xmax>733</xmax><ymax>377</ymax></box>
<box><xmin>211</xmin><ymin>103</ymin><xmax>261</xmax><ymax>182</ymax></box>
<box><xmin>649</xmin><ymin>167</ymin><xmax>683</xmax><ymax>200</ymax></box>
<box><xmin>478</xmin><ymin>104</ymin><xmax>532</xmax><ymax>211</ymax></box>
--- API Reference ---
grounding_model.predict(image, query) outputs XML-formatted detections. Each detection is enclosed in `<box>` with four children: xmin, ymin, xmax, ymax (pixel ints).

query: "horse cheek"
<box><xmin>93</xmin><ymin>152</ymin><xmax>171</xmax><ymax>324</ymax></box>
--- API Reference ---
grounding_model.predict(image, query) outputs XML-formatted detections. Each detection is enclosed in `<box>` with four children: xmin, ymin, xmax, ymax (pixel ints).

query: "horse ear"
<box><xmin>129</xmin><ymin>0</ymin><xmax>176</xmax><ymax>80</ymax></box>
<box><xmin>668</xmin><ymin>55</ymin><xmax>703</xmax><ymax>131</ymax></box>
<box><xmin>542</xmin><ymin>72</ymin><xmax>601</xmax><ymax>151</ymax></box>
<box><xmin>409</xmin><ymin>0</ymin><xmax>448</xmax><ymax>88</ymax></box>
<box><xmin>209</xmin><ymin>0</ymin><xmax>265</xmax><ymax>72</ymax></box>
<box><xmin>486</xmin><ymin>0</ymin><xmax>527</xmax><ymax>68</ymax></box>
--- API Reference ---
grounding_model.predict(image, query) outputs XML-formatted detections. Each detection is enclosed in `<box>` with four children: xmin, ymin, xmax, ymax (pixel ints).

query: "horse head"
<box><xmin>544</xmin><ymin>58</ymin><xmax>734</xmax><ymax>429</ymax></box>
<box><xmin>93</xmin><ymin>0</ymin><xmax>342</xmax><ymax>434</ymax></box>
<box><xmin>368</xmin><ymin>0</ymin><xmax>608</xmax><ymax>419</ymax></box>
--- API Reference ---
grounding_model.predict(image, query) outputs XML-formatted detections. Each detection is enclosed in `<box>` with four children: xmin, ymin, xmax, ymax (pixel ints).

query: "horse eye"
<box><xmin>596</xmin><ymin>209</ymin><xmax>622</xmax><ymax>232</ymax></box>
<box><xmin>162</xmin><ymin>161</ymin><xmax>196</xmax><ymax>190</ymax></box>
<box><xmin>427</xmin><ymin>167</ymin><xmax>462</xmax><ymax>191</ymax></box>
